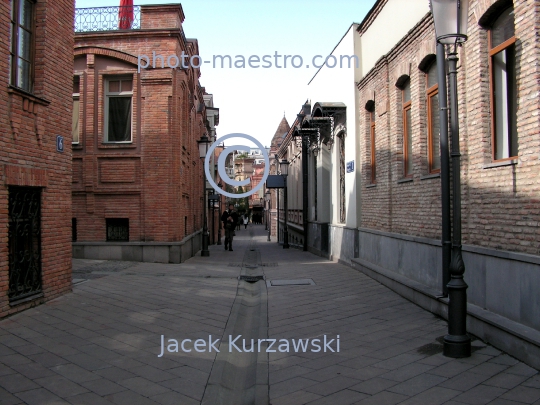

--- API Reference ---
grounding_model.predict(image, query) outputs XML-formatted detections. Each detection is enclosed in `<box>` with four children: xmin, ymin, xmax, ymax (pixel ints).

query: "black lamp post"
<box><xmin>280</xmin><ymin>159</ymin><xmax>290</xmax><ymax>249</ymax></box>
<box><xmin>265</xmin><ymin>190</ymin><xmax>271</xmax><ymax>241</ymax></box>
<box><xmin>197</xmin><ymin>134</ymin><xmax>211</xmax><ymax>257</ymax></box>
<box><xmin>217</xmin><ymin>181</ymin><xmax>223</xmax><ymax>245</ymax></box>
<box><xmin>430</xmin><ymin>0</ymin><xmax>471</xmax><ymax>358</ymax></box>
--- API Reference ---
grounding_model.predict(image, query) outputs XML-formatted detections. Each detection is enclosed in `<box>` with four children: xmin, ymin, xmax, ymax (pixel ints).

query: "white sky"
<box><xmin>75</xmin><ymin>0</ymin><xmax>374</xmax><ymax>147</ymax></box>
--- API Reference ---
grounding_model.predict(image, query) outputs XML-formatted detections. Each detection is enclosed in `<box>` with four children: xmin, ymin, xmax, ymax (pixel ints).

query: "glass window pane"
<box><xmin>491</xmin><ymin>8</ymin><xmax>515</xmax><ymax>48</ymax></box>
<box><xmin>73</xmin><ymin>76</ymin><xmax>80</xmax><ymax>94</ymax></box>
<box><xmin>402</xmin><ymin>80</ymin><xmax>411</xmax><ymax>103</ymax></box>
<box><xmin>493</xmin><ymin>50</ymin><xmax>509</xmax><ymax>159</ymax></box>
<box><xmin>406</xmin><ymin>108</ymin><xmax>413</xmax><ymax>175</ymax></box>
<box><xmin>17</xmin><ymin>58</ymin><xmax>31</xmax><ymax>91</ymax></box>
<box><xmin>18</xmin><ymin>29</ymin><xmax>31</xmax><ymax>60</ymax></box>
<box><xmin>427</xmin><ymin>62</ymin><xmax>438</xmax><ymax>89</ymax></box>
<box><xmin>108</xmin><ymin>80</ymin><xmax>120</xmax><ymax>93</ymax></box>
<box><xmin>72</xmin><ymin>98</ymin><xmax>80</xmax><ymax>144</ymax></box>
<box><xmin>108</xmin><ymin>97</ymin><xmax>132</xmax><ymax>142</ymax></box>
<box><xmin>121</xmin><ymin>79</ymin><xmax>132</xmax><ymax>92</ymax></box>
<box><xmin>19</xmin><ymin>0</ymin><xmax>33</xmax><ymax>29</ymax></box>
<box><xmin>430</xmin><ymin>93</ymin><xmax>441</xmax><ymax>171</ymax></box>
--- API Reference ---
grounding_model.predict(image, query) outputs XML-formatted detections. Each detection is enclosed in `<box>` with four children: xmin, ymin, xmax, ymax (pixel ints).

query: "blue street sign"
<box><xmin>56</xmin><ymin>135</ymin><xmax>64</xmax><ymax>153</ymax></box>
<box><xmin>346</xmin><ymin>161</ymin><xmax>354</xmax><ymax>173</ymax></box>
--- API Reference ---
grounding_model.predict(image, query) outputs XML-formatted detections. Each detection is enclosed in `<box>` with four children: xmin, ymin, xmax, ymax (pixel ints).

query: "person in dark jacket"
<box><xmin>221</xmin><ymin>204</ymin><xmax>238</xmax><ymax>251</ymax></box>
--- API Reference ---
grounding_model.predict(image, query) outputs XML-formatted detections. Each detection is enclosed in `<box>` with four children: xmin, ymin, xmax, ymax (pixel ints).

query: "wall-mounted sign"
<box><xmin>56</xmin><ymin>135</ymin><xmax>64</xmax><ymax>153</ymax></box>
<box><xmin>346</xmin><ymin>161</ymin><xmax>354</xmax><ymax>173</ymax></box>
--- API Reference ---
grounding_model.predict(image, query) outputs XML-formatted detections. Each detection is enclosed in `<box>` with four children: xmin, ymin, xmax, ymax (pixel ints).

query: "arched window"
<box><xmin>401</xmin><ymin>78</ymin><xmax>412</xmax><ymax>177</ymax></box>
<box><xmin>426</xmin><ymin>61</ymin><xmax>440</xmax><ymax>173</ymax></box>
<box><xmin>489</xmin><ymin>6</ymin><xmax>517</xmax><ymax>160</ymax></box>
<box><xmin>338</xmin><ymin>133</ymin><xmax>346</xmax><ymax>223</ymax></box>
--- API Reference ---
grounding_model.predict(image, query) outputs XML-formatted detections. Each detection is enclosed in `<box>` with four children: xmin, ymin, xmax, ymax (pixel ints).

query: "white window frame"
<box><xmin>72</xmin><ymin>75</ymin><xmax>80</xmax><ymax>144</ymax></box>
<box><xmin>104</xmin><ymin>76</ymin><xmax>133</xmax><ymax>143</ymax></box>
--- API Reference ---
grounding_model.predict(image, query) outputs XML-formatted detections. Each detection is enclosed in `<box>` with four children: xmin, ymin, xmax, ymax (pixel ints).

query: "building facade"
<box><xmin>278</xmin><ymin>0</ymin><xmax>540</xmax><ymax>368</ymax></box>
<box><xmin>72</xmin><ymin>4</ymin><xmax>214</xmax><ymax>263</ymax></box>
<box><xmin>0</xmin><ymin>0</ymin><xmax>75</xmax><ymax>317</ymax></box>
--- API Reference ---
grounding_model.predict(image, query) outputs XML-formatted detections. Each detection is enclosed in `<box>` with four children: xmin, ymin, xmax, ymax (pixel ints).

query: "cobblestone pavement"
<box><xmin>1</xmin><ymin>226</ymin><xmax>539</xmax><ymax>405</ymax></box>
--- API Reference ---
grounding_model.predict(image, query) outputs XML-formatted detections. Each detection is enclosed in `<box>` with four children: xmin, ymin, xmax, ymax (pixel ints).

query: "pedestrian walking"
<box><xmin>221</xmin><ymin>204</ymin><xmax>238</xmax><ymax>251</ymax></box>
<box><xmin>243</xmin><ymin>215</ymin><xmax>249</xmax><ymax>229</ymax></box>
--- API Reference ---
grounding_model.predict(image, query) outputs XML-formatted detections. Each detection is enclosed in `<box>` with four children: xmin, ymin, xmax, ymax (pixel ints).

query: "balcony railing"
<box><xmin>75</xmin><ymin>6</ymin><xmax>141</xmax><ymax>32</ymax></box>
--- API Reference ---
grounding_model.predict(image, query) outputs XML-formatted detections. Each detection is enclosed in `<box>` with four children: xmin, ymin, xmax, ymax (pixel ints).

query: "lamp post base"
<box><xmin>443</xmin><ymin>334</ymin><xmax>471</xmax><ymax>358</ymax></box>
<box><xmin>201</xmin><ymin>250</ymin><xmax>210</xmax><ymax>257</ymax></box>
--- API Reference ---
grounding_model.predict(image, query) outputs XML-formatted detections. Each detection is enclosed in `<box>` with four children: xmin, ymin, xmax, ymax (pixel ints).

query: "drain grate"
<box><xmin>267</xmin><ymin>279</ymin><xmax>315</xmax><ymax>287</ymax></box>
<box><xmin>239</xmin><ymin>275</ymin><xmax>265</xmax><ymax>283</ymax></box>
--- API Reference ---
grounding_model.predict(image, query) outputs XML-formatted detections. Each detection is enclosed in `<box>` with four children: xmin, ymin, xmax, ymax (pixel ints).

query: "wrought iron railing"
<box><xmin>75</xmin><ymin>6</ymin><xmax>141</xmax><ymax>32</ymax></box>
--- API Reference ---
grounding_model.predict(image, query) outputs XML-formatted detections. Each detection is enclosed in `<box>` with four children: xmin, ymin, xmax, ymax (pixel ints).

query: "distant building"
<box><xmin>0</xmin><ymin>0</ymin><xmax>74</xmax><ymax>317</ymax></box>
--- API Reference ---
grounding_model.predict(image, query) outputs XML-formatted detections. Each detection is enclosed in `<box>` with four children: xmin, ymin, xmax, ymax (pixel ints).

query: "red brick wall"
<box><xmin>0</xmin><ymin>0</ymin><xmax>74</xmax><ymax>317</ymax></box>
<box><xmin>72</xmin><ymin>5</ymin><xmax>206</xmax><ymax>244</ymax></box>
<box><xmin>357</xmin><ymin>0</ymin><xmax>540</xmax><ymax>255</ymax></box>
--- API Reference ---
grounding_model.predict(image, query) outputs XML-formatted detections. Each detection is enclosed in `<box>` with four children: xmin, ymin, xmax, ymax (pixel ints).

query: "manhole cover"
<box><xmin>268</xmin><ymin>279</ymin><xmax>315</xmax><ymax>286</ymax></box>
<box><xmin>239</xmin><ymin>275</ymin><xmax>265</xmax><ymax>283</ymax></box>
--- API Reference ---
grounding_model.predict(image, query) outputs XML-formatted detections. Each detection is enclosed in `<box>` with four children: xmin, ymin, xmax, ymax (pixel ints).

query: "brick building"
<box><xmin>72</xmin><ymin>4</ymin><xmax>215</xmax><ymax>263</ymax></box>
<box><xmin>279</xmin><ymin>0</ymin><xmax>540</xmax><ymax>367</ymax></box>
<box><xmin>0</xmin><ymin>0</ymin><xmax>74</xmax><ymax>317</ymax></box>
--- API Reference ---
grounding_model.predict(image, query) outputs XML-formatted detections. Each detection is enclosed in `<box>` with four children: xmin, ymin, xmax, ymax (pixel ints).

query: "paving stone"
<box><xmin>505</xmin><ymin>363</ymin><xmax>539</xmax><ymax>377</ymax></box>
<box><xmin>66</xmin><ymin>392</ymin><xmax>117</xmax><ymax>405</ymax></box>
<box><xmin>439</xmin><ymin>371</ymin><xmax>492</xmax><ymax>391</ymax></box>
<box><xmin>305</xmin><ymin>389</ymin><xmax>368</xmax><ymax>405</ymax></box>
<box><xmin>34</xmin><ymin>375</ymin><xmax>89</xmax><ymax>398</ymax></box>
<box><xmin>15</xmin><ymin>388</ymin><xmax>71</xmax><ymax>405</ymax></box>
<box><xmin>0</xmin><ymin>373</ymin><xmax>39</xmax><ymax>393</ymax></box>
<box><xmin>9</xmin><ymin>362</ymin><xmax>56</xmax><ymax>380</ymax></box>
<box><xmin>354</xmin><ymin>390</ymin><xmax>409</xmax><ymax>405</ymax></box>
<box><xmin>499</xmin><ymin>386</ymin><xmax>540</xmax><ymax>404</ymax></box>
<box><xmin>149</xmin><ymin>390</ymin><xmax>200</xmax><ymax>405</ymax></box>
<box><xmin>453</xmin><ymin>384</ymin><xmax>507</xmax><ymax>405</ymax></box>
<box><xmin>159</xmin><ymin>378</ymin><xmax>206</xmax><ymax>401</ymax></box>
<box><xmin>93</xmin><ymin>367</ymin><xmax>137</xmax><ymax>383</ymax></box>
<box><xmin>379</xmin><ymin>362</ymin><xmax>435</xmax><ymax>382</ymax></box>
<box><xmin>270</xmin><ymin>376</ymin><xmax>319</xmax><ymax>399</ymax></box>
<box><xmin>397</xmin><ymin>386</ymin><xmax>461</xmax><ymax>405</ymax></box>
<box><xmin>79</xmin><ymin>378</ymin><xmax>127</xmax><ymax>396</ymax></box>
<box><xmin>483</xmin><ymin>373</ymin><xmax>530</xmax><ymax>389</ymax></box>
<box><xmin>271</xmin><ymin>390</ymin><xmax>322</xmax><ymax>405</ymax></box>
<box><xmin>304</xmin><ymin>375</ymin><xmax>360</xmax><ymax>396</ymax></box>
<box><xmin>104</xmin><ymin>390</ymin><xmax>160</xmax><ymax>405</ymax></box>
<box><xmin>387</xmin><ymin>373</ymin><xmax>447</xmax><ymax>396</ymax></box>
<box><xmin>349</xmin><ymin>377</ymin><xmax>398</xmax><ymax>395</ymax></box>
<box><xmin>51</xmin><ymin>364</ymin><xmax>102</xmax><ymax>383</ymax></box>
<box><xmin>0</xmin><ymin>386</ymin><xmax>23</xmax><ymax>405</ymax></box>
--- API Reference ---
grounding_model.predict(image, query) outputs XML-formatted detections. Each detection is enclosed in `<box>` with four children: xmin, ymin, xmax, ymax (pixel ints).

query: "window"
<box><xmin>402</xmin><ymin>79</ymin><xmax>413</xmax><ymax>177</ymax></box>
<box><xmin>10</xmin><ymin>0</ymin><xmax>35</xmax><ymax>92</ymax></box>
<box><xmin>106</xmin><ymin>218</ymin><xmax>129</xmax><ymax>241</ymax></box>
<box><xmin>72</xmin><ymin>76</ymin><xmax>80</xmax><ymax>144</ymax></box>
<box><xmin>489</xmin><ymin>7</ymin><xmax>517</xmax><ymax>161</ymax></box>
<box><xmin>105</xmin><ymin>77</ymin><xmax>133</xmax><ymax>142</ymax></box>
<box><xmin>369</xmin><ymin>108</ymin><xmax>376</xmax><ymax>184</ymax></box>
<box><xmin>72</xmin><ymin>218</ymin><xmax>77</xmax><ymax>242</ymax></box>
<box><xmin>338</xmin><ymin>133</ymin><xmax>346</xmax><ymax>223</ymax></box>
<box><xmin>426</xmin><ymin>61</ymin><xmax>441</xmax><ymax>173</ymax></box>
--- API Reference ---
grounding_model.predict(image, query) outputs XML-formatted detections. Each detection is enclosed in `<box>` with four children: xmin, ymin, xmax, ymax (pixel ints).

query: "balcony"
<box><xmin>75</xmin><ymin>6</ymin><xmax>141</xmax><ymax>32</ymax></box>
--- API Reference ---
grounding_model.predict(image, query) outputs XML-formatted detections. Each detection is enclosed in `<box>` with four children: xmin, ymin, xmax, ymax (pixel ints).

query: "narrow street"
<box><xmin>0</xmin><ymin>226</ymin><xmax>539</xmax><ymax>405</ymax></box>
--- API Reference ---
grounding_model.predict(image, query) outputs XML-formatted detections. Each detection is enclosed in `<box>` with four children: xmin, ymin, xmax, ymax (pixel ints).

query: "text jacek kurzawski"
<box><xmin>157</xmin><ymin>335</ymin><xmax>340</xmax><ymax>357</ymax></box>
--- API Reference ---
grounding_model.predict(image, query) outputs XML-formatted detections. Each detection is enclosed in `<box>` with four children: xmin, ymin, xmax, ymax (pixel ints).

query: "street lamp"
<box><xmin>280</xmin><ymin>159</ymin><xmax>290</xmax><ymax>249</ymax></box>
<box><xmin>265</xmin><ymin>190</ymin><xmax>271</xmax><ymax>242</ymax></box>
<box><xmin>430</xmin><ymin>0</ymin><xmax>471</xmax><ymax>358</ymax></box>
<box><xmin>197</xmin><ymin>134</ymin><xmax>211</xmax><ymax>257</ymax></box>
<box><xmin>217</xmin><ymin>181</ymin><xmax>223</xmax><ymax>245</ymax></box>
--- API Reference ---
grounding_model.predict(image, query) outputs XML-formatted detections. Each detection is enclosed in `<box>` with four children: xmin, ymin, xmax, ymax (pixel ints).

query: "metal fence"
<box><xmin>75</xmin><ymin>6</ymin><xmax>141</xmax><ymax>32</ymax></box>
